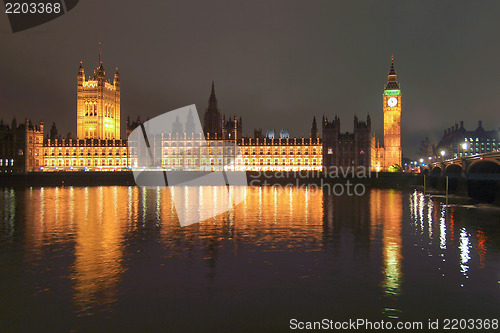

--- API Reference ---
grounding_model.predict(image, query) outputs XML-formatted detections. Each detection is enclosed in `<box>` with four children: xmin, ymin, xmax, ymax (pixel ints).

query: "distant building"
<box><xmin>264</xmin><ymin>129</ymin><xmax>290</xmax><ymax>140</ymax></box>
<box><xmin>265</xmin><ymin>130</ymin><xmax>275</xmax><ymax>139</ymax></box>
<box><xmin>435</xmin><ymin>121</ymin><xmax>499</xmax><ymax>159</ymax></box>
<box><xmin>280</xmin><ymin>129</ymin><xmax>289</xmax><ymax>140</ymax></box>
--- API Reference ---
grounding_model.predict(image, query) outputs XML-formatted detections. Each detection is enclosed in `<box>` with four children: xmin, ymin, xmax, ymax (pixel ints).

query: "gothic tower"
<box><xmin>203</xmin><ymin>81</ymin><xmax>222</xmax><ymax>138</ymax></box>
<box><xmin>77</xmin><ymin>46</ymin><xmax>121</xmax><ymax>140</ymax></box>
<box><xmin>382</xmin><ymin>55</ymin><xmax>402</xmax><ymax>169</ymax></box>
<box><xmin>310</xmin><ymin>116</ymin><xmax>318</xmax><ymax>140</ymax></box>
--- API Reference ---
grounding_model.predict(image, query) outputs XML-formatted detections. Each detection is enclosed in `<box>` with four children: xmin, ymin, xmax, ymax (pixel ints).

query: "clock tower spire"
<box><xmin>382</xmin><ymin>55</ymin><xmax>402</xmax><ymax>170</ymax></box>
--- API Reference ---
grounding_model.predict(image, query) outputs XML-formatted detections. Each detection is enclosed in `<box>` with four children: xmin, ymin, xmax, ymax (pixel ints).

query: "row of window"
<box><xmin>45</xmin><ymin>150</ymin><xmax>127</xmax><ymax>156</ymax></box>
<box><xmin>83</xmin><ymin>102</ymin><xmax>116</xmax><ymax>118</ymax></box>
<box><xmin>158</xmin><ymin>149</ymin><xmax>320</xmax><ymax>156</ymax></box>
<box><xmin>0</xmin><ymin>159</ymin><xmax>14</xmax><ymax>166</ymax></box>
<box><xmin>45</xmin><ymin>158</ymin><xmax>127</xmax><ymax>167</ymax></box>
<box><xmin>159</xmin><ymin>158</ymin><xmax>320</xmax><ymax>165</ymax></box>
<box><xmin>464</xmin><ymin>138</ymin><xmax>497</xmax><ymax>142</ymax></box>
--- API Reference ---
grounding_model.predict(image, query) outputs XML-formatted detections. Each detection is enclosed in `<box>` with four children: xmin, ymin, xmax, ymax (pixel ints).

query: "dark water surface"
<box><xmin>1</xmin><ymin>186</ymin><xmax>499</xmax><ymax>332</ymax></box>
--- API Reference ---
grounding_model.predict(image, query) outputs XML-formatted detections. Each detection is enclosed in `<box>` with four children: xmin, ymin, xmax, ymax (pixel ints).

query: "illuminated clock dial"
<box><xmin>387</xmin><ymin>97</ymin><xmax>398</xmax><ymax>107</ymax></box>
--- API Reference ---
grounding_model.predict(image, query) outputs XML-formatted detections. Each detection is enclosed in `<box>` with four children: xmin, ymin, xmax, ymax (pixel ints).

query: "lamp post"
<box><xmin>461</xmin><ymin>142</ymin><xmax>468</xmax><ymax>157</ymax></box>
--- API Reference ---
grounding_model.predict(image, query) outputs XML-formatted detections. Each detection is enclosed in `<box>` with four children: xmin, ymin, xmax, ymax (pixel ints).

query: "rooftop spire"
<box><xmin>94</xmin><ymin>42</ymin><xmax>105</xmax><ymax>79</ymax></box>
<box><xmin>385</xmin><ymin>54</ymin><xmax>399</xmax><ymax>90</ymax></box>
<box><xmin>98</xmin><ymin>42</ymin><xmax>102</xmax><ymax>64</ymax></box>
<box><xmin>208</xmin><ymin>80</ymin><xmax>218</xmax><ymax>111</ymax></box>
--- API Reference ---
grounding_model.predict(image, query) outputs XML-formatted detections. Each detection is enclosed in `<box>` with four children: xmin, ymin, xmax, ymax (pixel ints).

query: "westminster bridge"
<box><xmin>421</xmin><ymin>151</ymin><xmax>500</xmax><ymax>203</ymax></box>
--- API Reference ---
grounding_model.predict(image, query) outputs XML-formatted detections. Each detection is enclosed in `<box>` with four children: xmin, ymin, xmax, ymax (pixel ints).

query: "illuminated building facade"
<box><xmin>40</xmin><ymin>58</ymin><xmax>128</xmax><ymax>171</ymax></box>
<box><xmin>77</xmin><ymin>53</ymin><xmax>121</xmax><ymax>140</ymax></box>
<box><xmin>127</xmin><ymin>134</ymin><xmax>322</xmax><ymax>172</ymax></box>
<box><xmin>236</xmin><ymin>136</ymin><xmax>321</xmax><ymax>171</ymax></box>
<box><xmin>371</xmin><ymin>56</ymin><xmax>403</xmax><ymax>172</ymax></box>
<box><xmin>1</xmin><ymin>54</ymin><xmax>408</xmax><ymax>173</ymax></box>
<box><xmin>43</xmin><ymin>138</ymin><xmax>129</xmax><ymax>171</ymax></box>
<box><xmin>128</xmin><ymin>86</ymin><xmax>322</xmax><ymax>172</ymax></box>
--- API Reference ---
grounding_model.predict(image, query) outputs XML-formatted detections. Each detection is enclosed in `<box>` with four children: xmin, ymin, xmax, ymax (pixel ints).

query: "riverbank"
<box><xmin>0</xmin><ymin>171</ymin><xmax>421</xmax><ymax>188</ymax></box>
<box><xmin>0</xmin><ymin>171</ymin><xmax>498</xmax><ymax>204</ymax></box>
<box><xmin>1</xmin><ymin>172</ymin><xmax>496</xmax><ymax>212</ymax></box>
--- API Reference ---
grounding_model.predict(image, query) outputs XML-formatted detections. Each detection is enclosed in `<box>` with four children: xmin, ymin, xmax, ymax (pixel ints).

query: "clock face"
<box><xmin>387</xmin><ymin>97</ymin><xmax>398</xmax><ymax>107</ymax></box>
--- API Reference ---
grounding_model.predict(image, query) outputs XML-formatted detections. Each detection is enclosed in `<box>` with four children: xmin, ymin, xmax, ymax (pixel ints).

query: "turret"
<box><xmin>94</xmin><ymin>62</ymin><xmax>105</xmax><ymax>82</ymax></box>
<box><xmin>50</xmin><ymin>122</ymin><xmax>58</xmax><ymax>140</ymax></box>
<box><xmin>311</xmin><ymin>116</ymin><xmax>318</xmax><ymax>140</ymax></box>
<box><xmin>114</xmin><ymin>68</ymin><xmax>120</xmax><ymax>90</ymax></box>
<box><xmin>77</xmin><ymin>61</ymin><xmax>85</xmax><ymax>87</ymax></box>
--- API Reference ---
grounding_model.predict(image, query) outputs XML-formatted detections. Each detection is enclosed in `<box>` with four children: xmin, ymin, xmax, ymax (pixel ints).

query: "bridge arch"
<box><xmin>467</xmin><ymin>159</ymin><xmax>500</xmax><ymax>203</ymax></box>
<box><xmin>428</xmin><ymin>166</ymin><xmax>442</xmax><ymax>188</ymax></box>
<box><xmin>444</xmin><ymin>164</ymin><xmax>463</xmax><ymax>193</ymax></box>
<box><xmin>445</xmin><ymin>163</ymin><xmax>462</xmax><ymax>175</ymax></box>
<box><xmin>468</xmin><ymin>159</ymin><xmax>500</xmax><ymax>174</ymax></box>
<box><xmin>430</xmin><ymin>166</ymin><xmax>442</xmax><ymax>176</ymax></box>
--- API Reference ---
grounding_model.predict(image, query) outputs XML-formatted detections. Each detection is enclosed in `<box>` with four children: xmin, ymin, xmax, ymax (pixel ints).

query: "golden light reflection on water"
<box><xmin>26</xmin><ymin>187</ymin><xmax>129</xmax><ymax>313</ymax></box>
<box><xmin>5</xmin><ymin>185</ymin><xmax>497</xmax><ymax>319</ymax></box>
<box><xmin>370</xmin><ymin>189</ymin><xmax>403</xmax><ymax>318</ymax></box>
<box><xmin>157</xmin><ymin>186</ymin><xmax>324</xmax><ymax>253</ymax></box>
<box><xmin>71</xmin><ymin>186</ymin><xmax>127</xmax><ymax>313</ymax></box>
<box><xmin>17</xmin><ymin>185</ymin><xmax>325</xmax><ymax>312</ymax></box>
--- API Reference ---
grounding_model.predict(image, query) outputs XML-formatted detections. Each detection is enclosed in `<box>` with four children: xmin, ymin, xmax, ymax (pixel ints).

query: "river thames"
<box><xmin>1</xmin><ymin>186</ymin><xmax>499</xmax><ymax>331</ymax></box>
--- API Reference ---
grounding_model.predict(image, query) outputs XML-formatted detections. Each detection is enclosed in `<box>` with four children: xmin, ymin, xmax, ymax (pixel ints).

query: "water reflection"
<box><xmin>408</xmin><ymin>190</ymin><xmax>497</xmax><ymax>281</ymax></box>
<box><xmin>0</xmin><ymin>185</ymin><xmax>499</xmax><ymax>327</ymax></box>
<box><xmin>370</xmin><ymin>190</ymin><xmax>403</xmax><ymax>318</ymax></box>
<box><xmin>27</xmin><ymin>187</ymin><xmax>128</xmax><ymax>313</ymax></box>
<box><xmin>1</xmin><ymin>188</ymin><xmax>16</xmax><ymax>241</ymax></box>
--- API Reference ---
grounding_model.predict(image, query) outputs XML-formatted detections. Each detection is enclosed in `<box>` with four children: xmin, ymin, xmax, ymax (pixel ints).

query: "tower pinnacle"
<box><xmin>208</xmin><ymin>80</ymin><xmax>218</xmax><ymax>111</ymax></box>
<box><xmin>98</xmin><ymin>42</ymin><xmax>102</xmax><ymax>64</ymax></box>
<box><xmin>385</xmin><ymin>54</ymin><xmax>399</xmax><ymax>90</ymax></box>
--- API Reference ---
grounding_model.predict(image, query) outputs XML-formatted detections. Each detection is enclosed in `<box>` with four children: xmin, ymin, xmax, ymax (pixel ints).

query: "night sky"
<box><xmin>1</xmin><ymin>0</ymin><xmax>500</xmax><ymax>158</ymax></box>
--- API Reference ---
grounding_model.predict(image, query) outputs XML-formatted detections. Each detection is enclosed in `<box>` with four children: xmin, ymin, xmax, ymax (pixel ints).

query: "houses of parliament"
<box><xmin>0</xmin><ymin>53</ymin><xmax>402</xmax><ymax>173</ymax></box>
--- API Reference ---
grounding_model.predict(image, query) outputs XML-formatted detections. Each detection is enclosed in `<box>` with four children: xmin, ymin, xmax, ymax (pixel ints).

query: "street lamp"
<box><xmin>440</xmin><ymin>150</ymin><xmax>446</xmax><ymax>160</ymax></box>
<box><xmin>461</xmin><ymin>142</ymin><xmax>468</xmax><ymax>158</ymax></box>
<box><xmin>419</xmin><ymin>158</ymin><xmax>424</xmax><ymax>164</ymax></box>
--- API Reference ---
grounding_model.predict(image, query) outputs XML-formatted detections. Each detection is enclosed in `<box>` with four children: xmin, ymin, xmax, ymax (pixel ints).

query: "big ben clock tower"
<box><xmin>382</xmin><ymin>55</ymin><xmax>402</xmax><ymax>169</ymax></box>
